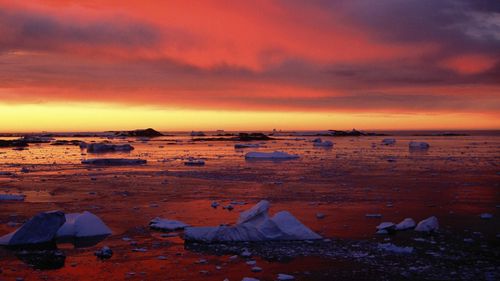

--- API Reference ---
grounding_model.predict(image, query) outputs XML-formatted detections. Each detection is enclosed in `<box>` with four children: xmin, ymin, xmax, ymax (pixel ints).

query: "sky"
<box><xmin>0</xmin><ymin>0</ymin><xmax>499</xmax><ymax>132</ymax></box>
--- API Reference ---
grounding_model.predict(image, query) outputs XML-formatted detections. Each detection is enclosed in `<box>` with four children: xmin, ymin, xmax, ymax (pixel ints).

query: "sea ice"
<box><xmin>149</xmin><ymin>218</ymin><xmax>189</xmax><ymax>231</ymax></box>
<box><xmin>81</xmin><ymin>158</ymin><xmax>146</xmax><ymax>165</ymax></box>
<box><xmin>415</xmin><ymin>216</ymin><xmax>439</xmax><ymax>232</ymax></box>
<box><xmin>382</xmin><ymin>138</ymin><xmax>396</xmax><ymax>145</ymax></box>
<box><xmin>0</xmin><ymin>211</ymin><xmax>66</xmax><ymax>246</ymax></box>
<box><xmin>378</xmin><ymin>243</ymin><xmax>414</xmax><ymax>254</ymax></box>
<box><xmin>184</xmin><ymin>200</ymin><xmax>321</xmax><ymax>242</ymax></box>
<box><xmin>313</xmin><ymin>139</ymin><xmax>334</xmax><ymax>147</ymax></box>
<box><xmin>395</xmin><ymin>218</ymin><xmax>416</xmax><ymax>230</ymax></box>
<box><xmin>56</xmin><ymin>211</ymin><xmax>112</xmax><ymax>238</ymax></box>
<box><xmin>86</xmin><ymin>143</ymin><xmax>134</xmax><ymax>153</ymax></box>
<box><xmin>244</xmin><ymin>151</ymin><xmax>299</xmax><ymax>160</ymax></box>
<box><xmin>409</xmin><ymin>141</ymin><xmax>430</xmax><ymax>150</ymax></box>
<box><xmin>0</xmin><ymin>194</ymin><xmax>25</xmax><ymax>201</ymax></box>
<box><xmin>277</xmin><ymin>273</ymin><xmax>295</xmax><ymax>280</ymax></box>
<box><xmin>235</xmin><ymin>143</ymin><xmax>260</xmax><ymax>149</ymax></box>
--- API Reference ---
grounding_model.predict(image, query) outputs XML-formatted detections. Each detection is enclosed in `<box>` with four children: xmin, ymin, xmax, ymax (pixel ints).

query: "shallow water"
<box><xmin>0</xmin><ymin>133</ymin><xmax>499</xmax><ymax>280</ymax></box>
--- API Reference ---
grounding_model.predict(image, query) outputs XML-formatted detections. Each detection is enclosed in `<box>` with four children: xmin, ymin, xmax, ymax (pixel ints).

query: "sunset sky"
<box><xmin>0</xmin><ymin>0</ymin><xmax>499</xmax><ymax>132</ymax></box>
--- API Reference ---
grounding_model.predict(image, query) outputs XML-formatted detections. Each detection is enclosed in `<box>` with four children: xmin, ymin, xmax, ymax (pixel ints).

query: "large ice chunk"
<box><xmin>0</xmin><ymin>211</ymin><xmax>66</xmax><ymax>246</ymax></box>
<box><xmin>56</xmin><ymin>211</ymin><xmax>112</xmax><ymax>238</ymax></box>
<box><xmin>184</xmin><ymin>200</ymin><xmax>321</xmax><ymax>242</ymax></box>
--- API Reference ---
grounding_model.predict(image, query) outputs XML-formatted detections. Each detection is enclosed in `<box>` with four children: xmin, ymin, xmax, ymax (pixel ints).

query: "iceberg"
<box><xmin>245</xmin><ymin>151</ymin><xmax>299</xmax><ymax>160</ymax></box>
<box><xmin>184</xmin><ymin>200</ymin><xmax>321</xmax><ymax>242</ymax></box>
<box><xmin>0</xmin><ymin>211</ymin><xmax>66</xmax><ymax>246</ymax></box>
<box><xmin>56</xmin><ymin>211</ymin><xmax>111</xmax><ymax>239</ymax></box>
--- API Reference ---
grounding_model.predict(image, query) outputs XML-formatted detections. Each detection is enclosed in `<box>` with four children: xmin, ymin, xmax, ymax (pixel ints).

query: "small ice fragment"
<box><xmin>277</xmin><ymin>273</ymin><xmax>295</xmax><ymax>280</ymax></box>
<box><xmin>480</xmin><ymin>213</ymin><xmax>493</xmax><ymax>220</ymax></box>
<box><xmin>94</xmin><ymin>246</ymin><xmax>113</xmax><ymax>259</ymax></box>
<box><xmin>378</xmin><ymin>243</ymin><xmax>413</xmax><ymax>254</ymax></box>
<box><xmin>395</xmin><ymin>218</ymin><xmax>416</xmax><ymax>230</ymax></box>
<box><xmin>415</xmin><ymin>216</ymin><xmax>439</xmax><ymax>232</ymax></box>
<box><xmin>244</xmin><ymin>151</ymin><xmax>299</xmax><ymax>160</ymax></box>
<box><xmin>149</xmin><ymin>218</ymin><xmax>189</xmax><ymax>231</ymax></box>
<box><xmin>382</xmin><ymin>138</ymin><xmax>396</xmax><ymax>145</ymax></box>
<box><xmin>409</xmin><ymin>141</ymin><xmax>430</xmax><ymax>150</ymax></box>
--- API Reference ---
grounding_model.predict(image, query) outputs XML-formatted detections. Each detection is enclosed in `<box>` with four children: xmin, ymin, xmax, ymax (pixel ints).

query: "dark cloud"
<box><xmin>0</xmin><ymin>8</ymin><xmax>161</xmax><ymax>53</ymax></box>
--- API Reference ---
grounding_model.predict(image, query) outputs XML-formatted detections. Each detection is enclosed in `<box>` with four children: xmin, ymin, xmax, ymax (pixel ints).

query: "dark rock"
<box><xmin>114</xmin><ymin>128</ymin><xmax>163</xmax><ymax>137</ymax></box>
<box><xmin>94</xmin><ymin>246</ymin><xmax>113</xmax><ymax>260</ymax></box>
<box><xmin>86</xmin><ymin>143</ymin><xmax>134</xmax><ymax>153</ymax></box>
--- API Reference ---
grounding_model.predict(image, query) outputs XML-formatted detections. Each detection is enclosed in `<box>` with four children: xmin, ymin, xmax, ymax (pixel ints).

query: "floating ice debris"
<box><xmin>277</xmin><ymin>273</ymin><xmax>295</xmax><ymax>280</ymax></box>
<box><xmin>480</xmin><ymin>213</ymin><xmax>493</xmax><ymax>220</ymax></box>
<box><xmin>0</xmin><ymin>211</ymin><xmax>66</xmax><ymax>246</ymax></box>
<box><xmin>94</xmin><ymin>246</ymin><xmax>113</xmax><ymax>259</ymax></box>
<box><xmin>313</xmin><ymin>139</ymin><xmax>334</xmax><ymax>147</ymax></box>
<box><xmin>132</xmin><ymin>247</ymin><xmax>147</xmax><ymax>252</ymax></box>
<box><xmin>20</xmin><ymin>167</ymin><xmax>30</xmax><ymax>173</ymax></box>
<box><xmin>235</xmin><ymin>143</ymin><xmax>260</xmax><ymax>149</ymax></box>
<box><xmin>82</xmin><ymin>158</ymin><xmax>146</xmax><ymax>166</ymax></box>
<box><xmin>395</xmin><ymin>218</ymin><xmax>416</xmax><ymax>230</ymax></box>
<box><xmin>86</xmin><ymin>143</ymin><xmax>134</xmax><ymax>153</ymax></box>
<box><xmin>211</xmin><ymin>201</ymin><xmax>220</xmax><ymax>208</ymax></box>
<box><xmin>241</xmin><ymin>249</ymin><xmax>252</xmax><ymax>257</ymax></box>
<box><xmin>149</xmin><ymin>218</ymin><xmax>189</xmax><ymax>231</ymax></box>
<box><xmin>0</xmin><ymin>172</ymin><xmax>13</xmax><ymax>176</ymax></box>
<box><xmin>56</xmin><ymin>211</ymin><xmax>112</xmax><ymax>239</ymax></box>
<box><xmin>251</xmin><ymin>266</ymin><xmax>262</xmax><ymax>272</ymax></box>
<box><xmin>375</xmin><ymin>222</ymin><xmax>395</xmax><ymax>235</ymax></box>
<box><xmin>415</xmin><ymin>216</ymin><xmax>439</xmax><ymax>232</ymax></box>
<box><xmin>409</xmin><ymin>141</ymin><xmax>430</xmax><ymax>150</ymax></box>
<box><xmin>0</xmin><ymin>194</ymin><xmax>25</xmax><ymax>201</ymax></box>
<box><xmin>365</xmin><ymin>214</ymin><xmax>382</xmax><ymax>218</ymax></box>
<box><xmin>316</xmin><ymin>213</ymin><xmax>325</xmax><ymax>219</ymax></box>
<box><xmin>245</xmin><ymin>151</ymin><xmax>299</xmax><ymax>160</ymax></box>
<box><xmin>184</xmin><ymin>200</ymin><xmax>321</xmax><ymax>242</ymax></box>
<box><xmin>242</xmin><ymin>278</ymin><xmax>260</xmax><ymax>281</ymax></box>
<box><xmin>378</xmin><ymin>243</ymin><xmax>414</xmax><ymax>254</ymax></box>
<box><xmin>382</xmin><ymin>138</ymin><xmax>396</xmax><ymax>145</ymax></box>
<box><xmin>184</xmin><ymin>158</ymin><xmax>205</xmax><ymax>166</ymax></box>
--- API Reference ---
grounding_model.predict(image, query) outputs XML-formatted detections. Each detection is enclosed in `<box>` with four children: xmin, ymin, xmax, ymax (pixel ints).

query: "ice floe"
<box><xmin>184</xmin><ymin>200</ymin><xmax>321</xmax><ymax>242</ymax></box>
<box><xmin>234</xmin><ymin>143</ymin><xmax>260</xmax><ymax>149</ymax></box>
<box><xmin>149</xmin><ymin>218</ymin><xmax>189</xmax><ymax>231</ymax></box>
<box><xmin>378</xmin><ymin>243</ymin><xmax>413</xmax><ymax>254</ymax></box>
<box><xmin>244</xmin><ymin>151</ymin><xmax>299</xmax><ymax>160</ymax></box>
<box><xmin>409</xmin><ymin>141</ymin><xmax>430</xmax><ymax>150</ymax></box>
<box><xmin>395</xmin><ymin>218</ymin><xmax>416</xmax><ymax>230</ymax></box>
<box><xmin>85</xmin><ymin>143</ymin><xmax>134</xmax><ymax>153</ymax></box>
<box><xmin>415</xmin><ymin>216</ymin><xmax>439</xmax><ymax>232</ymax></box>
<box><xmin>82</xmin><ymin>158</ymin><xmax>147</xmax><ymax>165</ymax></box>
<box><xmin>312</xmin><ymin>139</ymin><xmax>334</xmax><ymax>147</ymax></box>
<box><xmin>382</xmin><ymin>138</ymin><xmax>396</xmax><ymax>145</ymax></box>
<box><xmin>0</xmin><ymin>194</ymin><xmax>25</xmax><ymax>201</ymax></box>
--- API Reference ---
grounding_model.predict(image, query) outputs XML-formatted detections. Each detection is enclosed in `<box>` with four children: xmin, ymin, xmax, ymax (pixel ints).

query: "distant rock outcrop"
<box><xmin>111</xmin><ymin>128</ymin><xmax>163</xmax><ymax>137</ymax></box>
<box><xmin>0</xmin><ymin>139</ymin><xmax>28</xmax><ymax>148</ymax></box>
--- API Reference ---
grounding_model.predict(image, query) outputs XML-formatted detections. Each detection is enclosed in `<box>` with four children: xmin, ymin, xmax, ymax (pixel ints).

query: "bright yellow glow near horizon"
<box><xmin>0</xmin><ymin>102</ymin><xmax>498</xmax><ymax>133</ymax></box>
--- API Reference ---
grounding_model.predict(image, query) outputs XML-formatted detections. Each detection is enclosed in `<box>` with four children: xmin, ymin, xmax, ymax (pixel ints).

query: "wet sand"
<box><xmin>0</xmin><ymin>133</ymin><xmax>499</xmax><ymax>280</ymax></box>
